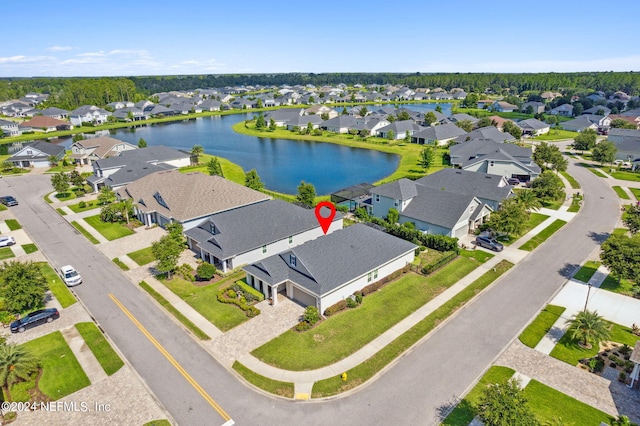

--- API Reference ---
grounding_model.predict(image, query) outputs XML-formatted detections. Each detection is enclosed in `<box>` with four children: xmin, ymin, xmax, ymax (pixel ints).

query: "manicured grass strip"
<box><xmin>22</xmin><ymin>331</ymin><xmax>90</xmax><ymax>399</ymax></box>
<box><xmin>75</xmin><ymin>322</ymin><xmax>124</xmax><ymax>375</ymax></box>
<box><xmin>127</xmin><ymin>246</ymin><xmax>155</xmax><ymax>266</ymax></box>
<box><xmin>38</xmin><ymin>262</ymin><xmax>76</xmax><ymax>308</ymax></box>
<box><xmin>56</xmin><ymin>207</ymin><xmax>67</xmax><ymax>216</ymax></box>
<box><xmin>0</xmin><ymin>247</ymin><xmax>15</xmax><ymax>260</ymax></box>
<box><xmin>256</xmin><ymin>255</ymin><xmax>489</xmax><ymax>371</ymax></box>
<box><xmin>567</xmin><ymin>196</ymin><xmax>581</xmax><ymax>212</ymax></box>
<box><xmin>312</xmin><ymin>260</ymin><xmax>513</xmax><ymax>398</ymax></box>
<box><xmin>71</xmin><ymin>220</ymin><xmax>100</xmax><ymax>244</ymax></box>
<box><xmin>532</xmin><ymin>129</ymin><xmax>579</xmax><ymax>140</ymax></box>
<box><xmin>84</xmin><ymin>215</ymin><xmax>134</xmax><ymax>241</ymax></box>
<box><xmin>613</xmin><ymin>228</ymin><xmax>628</xmax><ymax>236</ymax></box>
<box><xmin>612</xmin><ymin>185</ymin><xmax>630</xmax><ymax>199</ymax></box>
<box><xmin>560</xmin><ymin>170</ymin><xmax>580</xmax><ymax>189</ymax></box>
<box><xmin>441</xmin><ymin>366</ymin><xmax>515</xmax><ymax>425</ymax></box>
<box><xmin>519</xmin><ymin>219</ymin><xmax>566</xmax><ymax>251</ymax></box>
<box><xmin>232</xmin><ymin>361</ymin><xmax>294</xmax><ymax>398</ymax></box>
<box><xmin>179</xmin><ymin>153</ymin><xmax>246</xmax><ymax>186</ymax></box>
<box><xmin>630</xmin><ymin>187</ymin><xmax>640</xmax><ymax>200</ymax></box>
<box><xmin>160</xmin><ymin>271</ymin><xmax>248</xmax><ymax>331</ymax></box>
<box><xmin>573</xmin><ymin>260</ymin><xmax>601</xmax><ymax>283</ymax></box>
<box><xmin>610</xmin><ymin>170</ymin><xmax>640</xmax><ymax>182</ymax></box>
<box><xmin>67</xmin><ymin>200</ymin><xmax>99</xmax><ymax>213</ymax></box>
<box><xmin>143</xmin><ymin>421</ymin><xmax>171</xmax><ymax>426</ymax></box>
<box><xmin>524</xmin><ymin>379</ymin><xmax>614</xmax><ymax>425</ymax></box>
<box><xmin>5</xmin><ymin>219</ymin><xmax>21</xmax><ymax>230</ymax></box>
<box><xmin>587</xmin><ymin>168</ymin><xmax>606</xmax><ymax>178</ymax></box>
<box><xmin>497</xmin><ymin>212</ymin><xmax>549</xmax><ymax>245</ymax></box>
<box><xmin>112</xmin><ymin>257</ymin><xmax>130</xmax><ymax>271</ymax></box>
<box><xmin>0</xmin><ymin>204</ymin><xmax>6</xmax><ymax>212</ymax></box>
<box><xmin>550</xmin><ymin>320</ymin><xmax>639</xmax><ymax>366</ymax></box>
<box><xmin>599</xmin><ymin>274</ymin><xmax>635</xmax><ymax>297</ymax></box>
<box><xmin>21</xmin><ymin>243</ymin><xmax>38</xmax><ymax>254</ymax></box>
<box><xmin>138</xmin><ymin>281</ymin><xmax>210</xmax><ymax>340</ymax></box>
<box><xmin>518</xmin><ymin>305</ymin><xmax>566</xmax><ymax>348</ymax></box>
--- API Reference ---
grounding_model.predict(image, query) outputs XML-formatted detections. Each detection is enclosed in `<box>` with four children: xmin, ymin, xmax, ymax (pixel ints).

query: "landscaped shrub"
<box><xmin>196</xmin><ymin>263</ymin><xmax>216</xmax><ymax>280</ymax></box>
<box><xmin>365</xmin><ymin>218</ymin><xmax>459</xmax><ymax>252</ymax></box>
<box><xmin>324</xmin><ymin>300</ymin><xmax>347</xmax><ymax>316</ymax></box>
<box><xmin>228</xmin><ymin>289</ymin><xmax>237</xmax><ymax>299</ymax></box>
<box><xmin>216</xmin><ymin>286</ymin><xmax>261</xmax><ymax>318</ymax></box>
<box><xmin>303</xmin><ymin>306</ymin><xmax>320</xmax><ymax>325</ymax></box>
<box><xmin>235</xmin><ymin>280</ymin><xmax>265</xmax><ymax>302</ymax></box>
<box><xmin>346</xmin><ymin>297</ymin><xmax>357</xmax><ymax>308</ymax></box>
<box><xmin>294</xmin><ymin>321</ymin><xmax>312</xmax><ymax>332</ymax></box>
<box><xmin>79</xmin><ymin>201</ymin><xmax>86</xmax><ymax>208</ymax></box>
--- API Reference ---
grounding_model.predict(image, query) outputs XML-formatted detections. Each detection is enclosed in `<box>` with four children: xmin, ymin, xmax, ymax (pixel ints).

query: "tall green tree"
<box><xmin>165</xmin><ymin>222</ymin><xmax>185</xmax><ymax>245</ymax></box>
<box><xmin>623</xmin><ymin>205</ymin><xmax>640</xmax><ymax>235</ymax></box>
<box><xmin>462</xmin><ymin>93</ymin><xmax>479</xmax><ymax>108</ymax></box>
<box><xmin>0</xmin><ymin>344</ymin><xmax>39</xmax><ymax>402</ymax></box>
<box><xmin>567</xmin><ymin>310</ymin><xmax>611</xmax><ymax>349</ymax></box>
<box><xmin>296</xmin><ymin>181</ymin><xmax>316</xmax><ymax>206</ymax></box>
<box><xmin>269</xmin><ymin>118</ymin><xmax>277</xmax><ymax>131</ymax></box>
<box><xmin>387</xmin><ymin>208</ymin><xmax>399</xmax><ymax>224</ymax></box>
<box><xmin>610</xmin><ymin>119</ymin><xmax>637</xmax><ymax>129</ymax></box>
<box><xmin>435</xmin><ymin>105</ymin><xmax>443</xmax><ymax>113</ymax></box>
<box><xmin>117</xmin><ymin>198</ymin><xmax>134</xmax><ymax>225</ymax></box>
<box><xmin>152</xmin><ymin>234</ymin><xmax>183</xmax><ymax>279</ymax></box>
<box><xmin>207</xmin><ymin>157</ymin><xmax>224</xmax><ymax>177</ymax></box>
<box><xmin>0</xmin><ymin>261</ymin><xmax>48</xmax><ymax>313</ymax></box>
<box><xmin>417</xmin><ymin>147</ymin><xmax>434</xmax><ymax>170</ymax></box>
<box><xmin>531</xmin><ymin>170</ymin><xmax>565</xmax><ymax>201</ymax></box>
<box><xmin>244</xmin><ymin>169</ymin><xmax>264</xmax><ymax>190</ymax></box>
<box><xmin>516</xmin><ymin>190</ymin><xmax>541</xmax><ymax>214</ymax></box>
<box><xmin>255</xmin><ymin>113</ymin><xmax>266</xmax><ymax>129</ymax></box>
<box><xmin>68</xmin><ymin>170</ymin><xmax>85</xmax><ymax>188</ymax></box>
<box><xmin>592</xmin><ymin>140</ymin><xmax>617</xmax><ymax>165</ymax></box>
<box><xmin>573</xmin><ymin>129</ymin><xmax>597</xmax><ymax>152</ymax></box>
<box><xmin>455</xmin><ymin>120</ymin><xmax>474</xmax><ymax>133</ymax></box>
<box><xmin>424</xmin><ymin>111</ymin><xmax>437</xmax><ymax>125</ymax></box>
<box><xmin>600</xmin><ymin>233</ymin><xmax>640</xmax><ymax>284</ymax></box>
<box><xmin>138</xmin><ymin>138</ymin><xmax>147</xmax><ymax>148</ymax></box>
<box><xmin>477</xmin><ymin>117</ymin><xmax>496</xmax><ymax>128</ymax></box>
<box><xmin>487</xmin><ymin>198</ymin><xmax>528</xmax><ymax>237</ymax></box>
<box><xmin>97</xmin><ymin>186</ymin><xmax>117</xmax><ymax>205</ymax></box>
<box><xmin>502</xmin><ymin>121</ymin><xmax>522</xmax><ymax>140</ymax></box>
<box><xmin>476</xmin><ymin>379</ymin><xmax>539</xmax><ymax>426</ymax></box>
<box><xmin>50</xmin><ymin>172</ymin><xmax>70</xmax><ymax>195</ymax></box>
<box><xmin>190</xmin><ymin>144</ymin><xmax>204</xmax><ymax>164</ymax></box>
<box><xmin>533</xmin><ymin>142</ymin><xmax>566</xmax><ymax>172</ymax></box>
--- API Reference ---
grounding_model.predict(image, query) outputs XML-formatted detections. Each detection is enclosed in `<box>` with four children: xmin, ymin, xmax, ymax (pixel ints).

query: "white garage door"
<box><xmin>453</xmin><ymin>224</ymin><xmax>468</xmax><ymax>239</ymax></box>
<box><xmin>292</xmin><ymin>286</ymin><xmax>316</xmax><ymax>307</ymax></box>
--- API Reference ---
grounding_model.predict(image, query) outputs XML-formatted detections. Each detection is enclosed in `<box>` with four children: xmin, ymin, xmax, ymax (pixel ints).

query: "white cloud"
<box><xmin>47</xmin><ymin>46</ymin><xmax>72</xmax><ymax>52</ymax></box>
<box><xmin>0</xmin><ymin>55</ymin><xmax>55</xmax><ymax>64</ymax></box>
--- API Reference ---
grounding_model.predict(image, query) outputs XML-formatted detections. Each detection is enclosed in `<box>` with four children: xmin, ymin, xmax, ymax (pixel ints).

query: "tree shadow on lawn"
<box><xmin>559</xmin><ymin>262</ymin><xmax>582</xmax><ymax>279</ymax></box>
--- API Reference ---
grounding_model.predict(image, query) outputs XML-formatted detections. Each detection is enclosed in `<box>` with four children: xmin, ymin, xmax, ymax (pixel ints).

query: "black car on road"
<box><xmin>0</xmin><ymin>196</ymin><xmax>18</xmax><ymax>207</ymax></box>
<box><xmin>10</xmin><ymin>308</ymin><xmax>60</xmax><ymax>333</ymax></box>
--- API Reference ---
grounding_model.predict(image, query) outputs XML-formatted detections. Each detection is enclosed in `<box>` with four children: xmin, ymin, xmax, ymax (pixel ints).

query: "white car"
<box><xmin>0</xmin><ymin>236</ymin><xmax>16</xmax><ymax>247</ymax></box>
<box><xmin>60</xmin><ymin>265</ymin><xmax>82</xmax><ymax>287</ymax></box>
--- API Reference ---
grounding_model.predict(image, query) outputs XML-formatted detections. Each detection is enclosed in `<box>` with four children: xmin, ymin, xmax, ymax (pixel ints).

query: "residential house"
<box><xmin>135</xmin><ymin>100</ymin><xmax>155</xmax><ymax>110</ymax></box>
<box><xmin>199</xmin><ymin>100</ymin><xmax>223</xmax><ymax>111</ymax></box>
<box><xmin>0</xmin><ymin>119</ymin><xmax>21</xmax><ymax>136</ymax></box>
<box><xmin>117</xmin><ymin>170</ymin><xmax>270</xmax><ymax>230</ymax></box>
<box><xmin>541</xmin><ymin>91</ymin><xmax>562</xmax><ymax>101</ymax></box>
<box><xmin>608</xmin><ymin>114</ymin><xmax>640</xmax><ymax>130</ymax></box>
<box><xmin>370</xmin><ymin>179</ymin><xmax>493</xmax><ymax>238</ymax></box>
<box><xmin>549</xmin><ymin>104</ymin><xmax>574</xmax><ymax>117</ymax></box>
<box><xmin>476</xmin><ymin>99</ymin><xmax>495</xmax><ymax>109</ymax></box>
<box><xmin>242</xmin><ymin>224</ymin><xmax>416</xmax><ymax>310</ymax></box>
<box><xmin>285</xmin><ymin>115</ymin><xmax>323</xmax><ymax>131</ymax></box>
<box><xmin>561</xmin><ymin>115</ymin><xmax>611</xmax><ymax>132</ymax></box>
<box><xmin>350</xmin><ymin>117</ymin><xmax>390</xmax><ymax>136</ymax></box>
<box><xmin>608</xmin><ymin>128</ymin><xmax>640</xmax><ymax>144</ymax></box>
<box><xmin>454</xmin><ymin>126</ymin><xmax>516</xmax><ymax>144</ymax></box>
<box><xmin>304</xmin><ymin>105</ymin><xmax>338</xmax><ymax>119</ymax></box>
<box><xmin>450</xmin><ymin>138</ymin><xmax>541</xmax><ymax>181</ymax></box>
<box><xmin>8</xmin><ymin>140</ymin><xmax>65</xmax><ymax>168</ymax></box>
<box><xmin>86</xmin><ymin>145</ymin><xmax>191</xmax><ymax>192</ymax></box>
<box><xmin>146</xmin><ymin>105</ymin><xmax>177</xmax><ymax>117</ymax></box>
<box><xmin>38</xmin><ymin>107</ymin><xmax>69</xmax><ymax>120</ymax></box>
<box><xmin>376</xmin><ymin>120</ymin><xmax>424</xmax><ymax>140</ymax></box>
<box><xmin>106</xmin><ymin>101</ymin><xmax>134</xmax><ymax>110</ymax></box>
<box><xmin>516</xmin><ymin>118</ymin><xmax>550</xmax><ymax>136</ymax></box>
<box><xmin>69</xmin><ymin>136</ymin><xmax>137</xmax><ymax>166</ymax></box>
<box><xmin>491</xmin><ymin>101</ymin><xmax>518</xmax><ymax>113</ymax></box>
<box><xmin>112</xmin><ymin>107</ymin><xmax>148</xmax><ymax>121</ymax></box>
<box><xmin>411</xmin><ymin>123</ymin><xmax>467</xmax><ymax>145</ymax></box>
<box><xmin>486</xmin><ymin>115</ymin><xmax>510</xmax><ymax>131</ymax></box>
<box><xmin>19</xmin><ymin>116</ymin><xmax>73</xmax><ymax>133</ymax></box>
<box><xmin>321</xmin><ymin>115</ymin><xmax>359</xmax><ymax>134</ymax></box>
<box><xmin>69</xmin><ymin>105</ymin><xmax>112</xmax><ymax>126</ymax></box>
<box><xmin>521</xmin><ymin>101</ymin><xmax>545</xmax><ymax>114</ymax></box>
<box><xmin>330</xmin><ymin>183</ymin><xmax>375</xmax><ymax>213</ymax></box>
<box><xmin>608</xmin><ymin>134</ymin><xmax>640</xmax><ymax>162</ymax></box>
<box><xmin>448</xmin><ymin>113</ymin><xmax>479</xmax><ymax>125</ymax></box>
<box><xmin>185</xmin><ymin>200</ymin><xmax>342</xmax><ymax>273</ymax></box>
<box><xmin>583</xmin><ymin>106</ymin><xmax>611</xmax><ymax>116</ymax></box>
<box><xmin>264</xmin><ymin>108</ymin><xmax>304</xmax><ymax>127</ymax></box>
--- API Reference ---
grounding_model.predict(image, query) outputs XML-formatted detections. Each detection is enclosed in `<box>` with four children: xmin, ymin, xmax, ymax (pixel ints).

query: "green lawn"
<box><xmin>71</xmin><ymin>221</ymin><xmax>100</xmax><ymax>244</ymax></box>
<box><xmin>67</xmin><ymin>200</ymin><xmax>100</xmax><ymax>213</ymax></box>
<box><xmin>518</xmin><ymin>305</ymin><xmax>566</xmax><ymax>348</ymax></box>
<box><xmin>630</xmin><ymin>187</ymin><xmax>640</xmax><ymax>200</ymax></box>
<box><xmin>497</xmin><ymin>212</ymin><xmax>549</xmax><ymax>245</ymax></box>
<box><xmin>139</xmin><ymin>281</ymin><xmax>210</xmax><ymax>340</ymax></box>
<box><xmin>312</xmin><ymin>260</ymin><xmax>513</xmax><ymax>398</ymax></box>
<box><xmin>533</xmin><ymin>129</ymin><xmax>579</xmax><ymax>141</ymax></box>
<box><xmin>179</xmin><ymin>153</ymin><xmax>246</xmax><ymax>186</ymax></box>
<box><xmin>540</xmin><ymin>196</ymin><xmax>565</xmax><ymax>210</ymax></box>
<box><xmin>84</xmin><ymin>215</ymin><xmax>134</xmax><ymax>241</ymax></box>
<box><xmin>232</xmin><ymin>361</ymin><xmax>294</xmax><ymax>398</ymax></box>
<box><xmin>38</xmin><ymin>262</ymin><xmax>76</xmax><ymax>308</ymax></box>
<box><xmin>573</xmin><ymin>260</ymin><xmax>601</xmax><ymax>283</ymax></box>
<box><xmin>56</xmin><ymin>207</ymin><xmax>67</xmax><ymax>215</ymax></box>
<box><xmin>599</xmin><ymin>274</ymin><xmax>635</xmax><ymax>297</ymax></box>
<box><xmin>127</xmin><ymin>246</ymin><xmax>155</xmax><ymax>266</ymax></box>
<box><xmin>550</xmin><ymin>320</ymin><xmax>639</xmax><ymax>366</ymax></box>
<box><xmin>112</xmin><ymin>257</ymin><xmax>130</xmax><ymax>271</ymax></box>
<box><xmin>587</xmin><ymin>167</ymin><xmax>607</xmax><ymax>178</ymax></box>
<box><xmin>524</xmin><ymin>379</ymin><xmax>614</xmax><ymax>425</ymax></box>
<box><xmin>610</xmin><ymin>170</ymin><xmax>640</xmax><ymax>182</ymax></box>
<box><xmin>612</xmin><ymin>185</ymin><xmax>630</xmax><ymax>199</ymax></box>
<box><xmin>0</xmin><ymin>247</ymin><xmax>15</xmax><ymax>260</ymax></box>
<box><xmin>441</xmin><ymin>366</ymin><xmax>515</xmax><ymax>425</ymax></box>
<box><xmin>22</xmin><ymin>331</ymin><xmax>90</xmax><ymax>399</ymax></box>
<box><xmin>5</xmin><ymin>219</ymin><xmax>21</xmax><ymax>230</ymax></box>
<box><xmin>75</xmin><ymin>322</ymin><xmax>124</xmax><ymax>375</ymax></box>
<box><xmin>254</xmin><ymin>254</ymin><xmax>490</xmax><ymax>371</ymax></box>
<box><xmin>143</xmin><ymin>421</ymin><xmax>172</xmax><ymax>426</ymax></box>
<box><xmin>54</xmin><ymin>191</ymin><xmax>76</xmax><ymax>202</ymax></box>
<box><xmin>160</xmin><ymin>270</ymin><xmax>248</xmax><ymax>331</ymax></box>
<box><xmin>560</xmin><ymin>170</ymin><xmax>580</xmax><ymax>189</ymax></box>
<box><xmin>21</xmin><ymin>243</ymin><xmax>38</xmax><ymax>254</ymax></box>
<box><xmin>613</xmin><ymin>228</ymin><xmax>628</xmax><ymax>236</ymax></box>
<box><xmin>519</xmin><ymin>219</ymin><xmax>567</xmax><ymax>251</ymax></box>
<box><xmin>0</xmin><ymin>204</ymin><xmax>6</xmax><ymax>212</ymax></box>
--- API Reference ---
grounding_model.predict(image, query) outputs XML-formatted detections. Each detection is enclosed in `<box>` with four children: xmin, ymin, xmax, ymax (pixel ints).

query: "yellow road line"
<box><xmin>109</xmin><ymin>293</ymin><xmax>232</xmax><ymax>422</ymax></box>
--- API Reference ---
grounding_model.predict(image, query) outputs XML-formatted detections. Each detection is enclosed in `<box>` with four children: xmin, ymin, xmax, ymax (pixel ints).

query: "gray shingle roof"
<box><xmin>184</xmin><ymin>199</ymin><xmax>341</xmax><ymax>260</ymax></box>
<box><xmin>517</xmin><ymin>118</ymin><xmax>549</xmax><ymax>131</ymax></box>
<box><xmin>377</xmin><ymin>120</ymin><xmax>424</xmax><ymax>134</ymax></box>
<box><xmin>93</xmin><ymin>145</ymin><xmax>189</xmax><ymax>170</ymax></box>
<box><xmin>412</xmin><ymin>123</ymin><xmax>467</xmax><ymax>141</ymax></box>
<box><xmin>455</xmin><ymin>126</ymin><xmax>515</xmax><ymax>144</ymax></box>
<box><xmin>370</xmin><ymin>178</ymin><xmax>418</xmax><ymax>200</ymax></box>
<box><xmin>243</xmin><ymin>224</ymin><xmax>416</xmax><ymax>296</ymax></box>
<box><xmin>416</xmin><ymin>169</ymin><xmax>513</xmax><ymax>204</ymax></box>
<box><xmin>401</xmin><ymin>186</ymin><xmax>478</xmax><ymax>229</ymax></box>
<box><xmin>10</xmin><ymin>141</ymin><xmax>65</xmax><ymax>160</ymax></box>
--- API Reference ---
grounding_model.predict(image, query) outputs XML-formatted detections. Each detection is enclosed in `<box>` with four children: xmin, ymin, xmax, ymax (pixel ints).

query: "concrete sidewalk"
<box><xmin>61</xmin><ymin>325</ymin><xmax>108</xmax><ymax>384</ymax></box>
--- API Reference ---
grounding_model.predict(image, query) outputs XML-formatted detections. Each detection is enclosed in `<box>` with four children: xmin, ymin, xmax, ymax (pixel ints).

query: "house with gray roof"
<box><xmin>411</xmin><ymin>123</ymin><xmax>467</xmax><ymax>145</ymax></box>
<box><xmin>0</xmin><ymin>119</ymin><xmax>21</xmax><ymax>137</ymax></box>
<box><xmin>8</xmin><ymin>140</ymin><xmax>65</xmax><ymax>168</ymax></box>
<box><xmin>450</xmin><ymin>138</ymin><xmax>541</xmax><ymax>181</ymax></box>
<box><xmin>320</xmin><ymin>115</ymin><xmax>359</xmax><ymax>133</ymax></box>
<box><xmin>117</xmin><ymin>170</ymin><xmax>271</xmax><ymax>230</ymax></box>
<box><xmin>69</xmin><ymin>105</ymin><xmax>112</xmax><ymax>126</ymax></box>
<box><xmin>491</xmin><ymin>101</ymin><xmax>518</xmax><ymax>112</ymax></box>
<box><xmin>516</xmin><ymin>118</ymin><xmax>550</xmax><ymax>136</ymax></box>
<box><xmin>561</xmin><ymin>115</ymin><xmax>611</xmax><ymax>132</ymax></box>
<box><xmin>86</xmin><ymin>145</ymin><xmax>191</xmax><ymax>192</ymax></box>
<box><xmin>448</xmin><ymin>113</ymin><xmax>479</xmax><ymax>125</ymax></box>
<box><xmin>521</xmin><ymin>102</ymin><xmax>545</xmax><ymax>114</ymax></box>
<box><xmin>185</xmin><ymin>200</ymin><xmax>342</xmax><ymax>273</ymax></box>
<box><xmin>285</xmin><ymin>114</ymin><xmax>324</xmax><ymax>131</ymax></box>
<box><xmin>376</xmin><ymin>120</ymin><xmax>424</xmax><ymax>140</ymax></box>
<box><xmin>264</xmin><ymin>108</ymin><xmax>304</xmax><ymax>126</ymax></box>
<box><xmin>38</xmin><ymin>107</ymin><xmax>69</xmax><ymax>120</ymax></box>
<box><xmin>549</xmin><ymin>104</ymin><xmax>574</xmax><ymax>117</ymax></box>
<box><xmin>583</xmin><ymin>106</ymin><xmax>611</xmax><ymax>116</ymax></box>
<box><xmin>370</xmin><ymin>178</ymin><xmax>493</xmax><ymax>238</ymax></box>
<box><xmin>455</xmin><ymin>126</ymin><xmax>516</xmax><ymax>144</ymax></box>
<box><xmin>243</xmin><ymin>224</ymin><xmax>416</xmax><ymax>311</ymax></box>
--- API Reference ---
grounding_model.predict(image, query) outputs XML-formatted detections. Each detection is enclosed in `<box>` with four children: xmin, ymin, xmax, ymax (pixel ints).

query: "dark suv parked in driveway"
<box><xmin>0</xmin><ymin>196</ymin><xmax>18</xmax><ymax>207</ymax></box>
<box><xmin>10</xmin><ymin>308</ymin><xmax>60</xmax><ymax>333</ymax></box>
<box><xmin>475</xmin><ymin>235</ymin><xmax>504</xmax><ymax>252</ymax></box>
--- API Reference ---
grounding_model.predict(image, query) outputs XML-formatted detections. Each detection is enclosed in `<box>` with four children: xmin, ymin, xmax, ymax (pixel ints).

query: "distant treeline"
<box><xmin>1</xmin><ymin>72</ymin><xmax>639</xmax><ymax>108</ymax></box>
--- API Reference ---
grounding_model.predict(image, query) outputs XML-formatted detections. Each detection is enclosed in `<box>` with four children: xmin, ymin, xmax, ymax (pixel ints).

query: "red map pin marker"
<box><xmin>315</xmin><ymin>201</ymin><xmax>336</xmax><ymax>235</ymax></box>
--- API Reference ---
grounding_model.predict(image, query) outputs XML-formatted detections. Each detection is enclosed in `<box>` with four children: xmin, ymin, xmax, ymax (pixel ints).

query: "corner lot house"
<box><xmin>185</xmin><ymin>200</ymin><xmax>342</xmax><ymax>272</ymax></box>
<box><xmin>8</xmin><ymin>141</ymin><xmax>65</xmax><ymax>168</ymax></box>
<box><xmin>118</xmin><ymin>170</ymin><xmax>270</xmax><ymax>229</ymax></box>
<box><xmin>243</xmin><ymin>224</ymin><xmax>416</xmax><ymax>311</ymax></box>
<box><xmin>70</xmin><ymin>136</ymin><xmax>137</xmax><ymax>165</ymax></box>
<box><xmin>516</xmin><ymin>118</ymin><xmax>550</xmax><ymax>136</ymax></box>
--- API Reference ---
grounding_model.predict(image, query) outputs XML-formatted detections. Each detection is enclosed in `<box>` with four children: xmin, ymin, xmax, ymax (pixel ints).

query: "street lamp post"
<box><xmin>583</xmin><ymin>283</ymin><xmax>592</xmax><ymax>312</ymax></box>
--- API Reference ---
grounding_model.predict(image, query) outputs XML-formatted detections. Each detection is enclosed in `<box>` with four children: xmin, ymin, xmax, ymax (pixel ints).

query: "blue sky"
<box><xmin>2</xmin><ymin>0</ymin><xmax>640</xmax><ymax>77</ymax></box>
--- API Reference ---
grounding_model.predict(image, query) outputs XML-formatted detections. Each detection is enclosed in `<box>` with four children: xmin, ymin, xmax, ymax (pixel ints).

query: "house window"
<box><xmin>375</xmin><ymin>194</ymin><xmax>380</xmax><ymax>203</ymax></box>
<box><xmin>209</xmin><ymin>223</ymin><xmax>218</xmax><ymax>234</ymax></box>
<box><xmin>26</xmin><ymin>150</ymin><xmax>32</xmax><ymax>155</ymax></box>
<box><xmin>367</xmin><ymin>272</ymin><xmax>372</xmax><ymax>282</ymax></box>
<box><xmin>262</xmin><ymin>245</ymin><xmax>267</xmax><ymax>254</ymax></box>
<box><xmin>394</xmin><ymin>200</ymin><xmax>399</xmax><ymax>207</ymax></box>
<box><xmin>288</xmin><ymin>236</ymin><xmax>293</xmax><ymax>244</ymax></box>
<box><xmin>490</xmin><ymin>161</ymin><xmax>494</xmax><ymax>166</ymax></box>
<box><xmin>289</xmin><ymin>254</ymin><xmax>296</xmax><ymax>267</ymax></box>
<box><xmin>374</xmin><ymin>269</ymin><xmax>378</xmax><ymax>279</ymax></box>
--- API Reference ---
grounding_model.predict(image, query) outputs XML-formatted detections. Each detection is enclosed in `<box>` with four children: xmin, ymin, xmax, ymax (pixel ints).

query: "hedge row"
<box><xmin>422</xmin><ymin>252</ymin><xmax>458</xmax><ymax>275</ymax></box>
<box><xmin>367</xmin><ymin>217</ymin><xmax>459</xmax><ymax>252</ymax></box>
<box><xmin>217</xmin><ymin>287</ymin><xmax>260</xmax><ymax>317</ymax></box>
<box><xmin>235</xmin><ymin>280</ymin><xmax>265</xmax><ymax>302</ymax></box>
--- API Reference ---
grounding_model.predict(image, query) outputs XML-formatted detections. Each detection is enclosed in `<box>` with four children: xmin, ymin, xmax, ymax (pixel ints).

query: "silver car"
<box><xmin>0</xmin><ymin>236</ymin><xmax>16</xmax><ymax>247</ymax></box>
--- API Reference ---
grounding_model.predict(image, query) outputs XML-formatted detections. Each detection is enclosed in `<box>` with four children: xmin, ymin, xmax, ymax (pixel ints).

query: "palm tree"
<box><xmin>566</xmin><ymin>310</ymin><xmax>611</xmax><ymax>349</ymax></box>
<box><xmin>516</xmin><ymin>190</ymin><xmax>542</xmax><ymax>214</ymax></box>
<box><xmin>190</xmin><ymin>144</ymin><xmax>204</xmax><ymax>164</ymax></box>
<box><xmin>118</xmin><ymin>199</ymin><xmax>133</xmax><ymax>225</ymax></box>
<box><xmin>0</xmin><ymin>344</ymin><xmax>39</xmax><ymax>402</ymax></box>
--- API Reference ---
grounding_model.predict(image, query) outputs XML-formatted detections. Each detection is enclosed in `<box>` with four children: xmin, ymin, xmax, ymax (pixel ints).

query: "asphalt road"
<box><xmin>2</xmin><ymin>156</ymin><xmax>619</xmax><ymax>425</ymax></box>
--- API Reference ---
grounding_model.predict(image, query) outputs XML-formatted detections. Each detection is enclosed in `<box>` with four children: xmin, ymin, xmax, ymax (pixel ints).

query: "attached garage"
<box><xmin>289</xmin><ymin>285</ymin><xmax>317</xmax><ymax>307</ymax></box>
